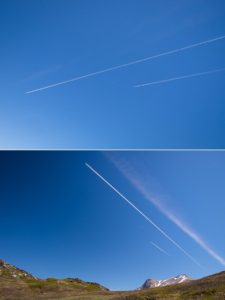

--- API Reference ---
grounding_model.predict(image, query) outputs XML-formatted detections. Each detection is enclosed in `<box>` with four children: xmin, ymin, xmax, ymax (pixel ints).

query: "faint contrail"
<box><xmin>85</xmin><ymin>162</ymin><xmax>202</xmax><ymax>268</ymax></box>
<box><xmin>151</xmin><ymin>242</ymin><xmax>169</xmax><ymax>256</ymax></box>
<box><xmin>106</xmin><ymin>155</ymin><xmax>225</xmax><ymax>267</ymax></box>
<box><xmin>26</xmin><ymin>34</ymin><xmax>225</xmax><ymax>94</ymax></box>
<box><xmin>134</xmin><ymin>67</ymin><xmax>225</xmax><ymax>87</ymax></box>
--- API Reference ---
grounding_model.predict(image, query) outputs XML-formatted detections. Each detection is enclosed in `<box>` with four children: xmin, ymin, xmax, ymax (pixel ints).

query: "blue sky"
<box><xmin>1</xmin><ymin>151</ymin><xmax>225</xmax><ymax>290</ymax></box>
<box><xmin>1</xmin><ymin>0</ymin><xmax>225</xmax><ymax>148</ymax></box>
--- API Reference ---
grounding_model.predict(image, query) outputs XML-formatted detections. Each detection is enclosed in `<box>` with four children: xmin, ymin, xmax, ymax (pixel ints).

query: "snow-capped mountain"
<box><xmin>141</xmin><ymin>274</ymin><xmax>192</xmax><ymax>289</ymax></box>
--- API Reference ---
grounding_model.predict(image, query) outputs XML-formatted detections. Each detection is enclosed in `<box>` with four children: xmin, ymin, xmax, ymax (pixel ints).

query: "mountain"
<box><xmin>0</xmin><ymin>259</ymin><xmax>225</xmax><ymax>299</ymax></box>
<box><xmin>141</xmin><ymin>274</ymin><xmax>192</xmax><ymax>289</ymax></box>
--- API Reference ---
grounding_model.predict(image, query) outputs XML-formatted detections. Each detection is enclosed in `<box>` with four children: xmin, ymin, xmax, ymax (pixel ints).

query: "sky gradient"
<box><xmin>1</xmin><ymin>150</ymin><xmax>225</xmax><ymax>290</ymax></box>
<box><xmin>1</xmin><ymin>0</ymin><xmax>225</xmax><ymax>148</ymax></box>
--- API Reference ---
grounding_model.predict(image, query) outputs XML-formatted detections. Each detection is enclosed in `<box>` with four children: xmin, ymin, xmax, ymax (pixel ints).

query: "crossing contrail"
<box><xmin>85</xmin><ymin>162</ymin><xmax>202</xmax><ymax>268</ymax></box>
<box><xmin>151</xmin><ymin>242</ymin><xmax>169</xmax><ymax>256</ymax></box>
<box><xmin>26</xmin><ymin>34</ymin><xmax>225</xmax><ymax>94</ymax></box>
<box><xmin>106</xmin><ymin>154</ymin><xmax>225</xmax><ymax>267</ymax></box>
<box><xmin>134</xmin><ymin>67</ymin><xmax>225</xmax><ymax>87</ymax></box>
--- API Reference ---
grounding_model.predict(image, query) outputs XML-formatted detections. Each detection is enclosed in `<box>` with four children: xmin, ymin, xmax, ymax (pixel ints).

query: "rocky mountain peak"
<box><xmin>141</xmin><ymin>274</ymin><xmax>192</xmax><ymax>289</ymax></box>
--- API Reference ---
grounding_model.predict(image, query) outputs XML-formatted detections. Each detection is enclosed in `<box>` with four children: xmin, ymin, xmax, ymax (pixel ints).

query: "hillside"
<box><xmin>116</xmin><ymin>271</ymin><xmax>225</xmax><ymax>300</ymax></box>
<box><xmin>0</xmin><ymin>259</ymin><xmax>225</xmax><ymax>299</ymax></box>
<box><xmin>0</xmin><ymin>259</ymin><xmax>109</xmax><ymax>300</ymax></box>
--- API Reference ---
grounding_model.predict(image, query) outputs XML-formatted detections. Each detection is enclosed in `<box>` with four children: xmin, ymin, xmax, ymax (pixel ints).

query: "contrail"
<box><xmin>26</xmin><ymin>34</ymin><xmax>225</xmax><ymax>94</ymax></box>
<box><xmin>106</xmin><ymin>155</ymin><xmax>225</xmax><ymax>267</ymax></box>
<box><xmin>134</xmin><ymin>67</ymin><xmax>225</xmax><ymax>87</ymax></box>
<box><xmin>85</xmin><ymin>162</ymin><xmax>202</xmax><ymax>268</ymax></box>
<box><xmin>151</xmin><ymin>242</ymin><xmax>170</xmax><ymax>256</ymax></box>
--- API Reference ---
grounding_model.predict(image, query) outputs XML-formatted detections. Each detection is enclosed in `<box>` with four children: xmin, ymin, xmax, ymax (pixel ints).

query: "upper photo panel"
<box><xmin>1</xmin><ymin>0</ymin><xmax>225</xmax><ymax>149</ymax></box>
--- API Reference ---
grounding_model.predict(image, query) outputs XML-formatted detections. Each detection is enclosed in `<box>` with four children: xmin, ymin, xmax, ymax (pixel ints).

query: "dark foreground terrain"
<box><xmin>0</xmin><ymin>259</ymin><xmax>225</xmax><ymax>299</ymax></box>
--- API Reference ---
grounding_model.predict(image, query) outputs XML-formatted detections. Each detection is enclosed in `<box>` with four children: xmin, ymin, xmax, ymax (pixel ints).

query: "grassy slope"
<box><xmin>0</xmin><ymin>276</ymin><xmax>110</xmax><ymax>300</ymax></box>
<box><xmin>0</xmin><ymin>270</ymin><xmax>225</xmax><ymax>299</ymax></box>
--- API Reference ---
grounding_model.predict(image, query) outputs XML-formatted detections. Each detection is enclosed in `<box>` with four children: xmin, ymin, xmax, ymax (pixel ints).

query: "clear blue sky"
<box><xmin>1</xmin><ymin>151</ymin><xmax>225</xmax><ymax>290</ymax></box>
<box><xmin>1</xmin><ymin>0</ymin><xmax>225</xmax><ymax>149</ymax></box>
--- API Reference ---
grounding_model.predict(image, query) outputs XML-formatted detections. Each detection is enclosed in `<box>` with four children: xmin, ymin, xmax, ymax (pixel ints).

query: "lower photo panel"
<box><xmin>0</xmin><ymin>150</ymin><xmax>225</xmax><ymax>300</ymax></box>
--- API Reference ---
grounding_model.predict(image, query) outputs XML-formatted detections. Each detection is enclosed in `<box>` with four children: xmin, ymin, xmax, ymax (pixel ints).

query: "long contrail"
<box><xmin>85</xmin><ymin>162</ymin><xmax>202</xmax><ymax>268</ymax></box>
<box><xmin>151</xmin><ymin>242</ymin><xmax>169</xmax><ymax>256</ymax></box>
<box><xmin>26</xmin><ymin>34</ymin><xmax>225</xmax><ymax>94</ymax></box>
<box><xmin>134</xmin><ymin>67</ymin><xmax>225</xmax><ymax>87</ymax></box>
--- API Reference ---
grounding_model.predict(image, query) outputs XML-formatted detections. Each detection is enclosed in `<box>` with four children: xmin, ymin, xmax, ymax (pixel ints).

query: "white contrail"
<box><xmin>85</xmin><ymin>162</ymin><xmax>202</xmax><ymax>268</ymax></box>
<box><xmin>26</xmin><ymin>34</ymin><xmax>225</xmax><ymax>94</ymax></box>
<box><xmin>151</xmin><ymin>242</ymin><xmax>170</xmax><ymax>256</ymax></box>
<box><xmin>134</xmin><ymin>67</ymin><xmax>225</xmax><ymax>87</ymax></box>
<box><xmin>106</xmin><ymin>155</ymin><xmax>225</xmax><ymax>267</ymax></box>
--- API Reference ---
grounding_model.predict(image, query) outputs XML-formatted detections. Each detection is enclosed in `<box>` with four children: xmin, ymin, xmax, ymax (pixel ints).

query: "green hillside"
<box><xmin>0</xmin><ymin>259</ymin><xmax>225</xmax><ymax>300</ymax></box>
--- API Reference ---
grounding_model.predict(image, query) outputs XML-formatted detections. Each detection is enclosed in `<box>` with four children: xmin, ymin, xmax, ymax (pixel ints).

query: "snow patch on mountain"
<box><xmin>141</xmin><ymin>274</ymin><xmax>192</xmax><ymax>289</ymax></box>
